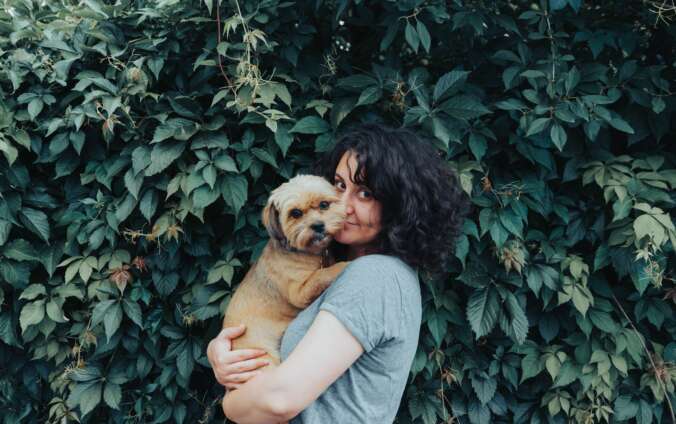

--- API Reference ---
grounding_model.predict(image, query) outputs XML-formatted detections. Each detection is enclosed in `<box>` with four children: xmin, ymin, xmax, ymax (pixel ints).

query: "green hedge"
<box><xmin>1</xmin><ymin>0</ymin><xmax>675</xmax><ymax>422</ymax></box>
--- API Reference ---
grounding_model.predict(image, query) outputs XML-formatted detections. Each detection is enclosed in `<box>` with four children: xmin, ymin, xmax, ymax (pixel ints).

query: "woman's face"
<box><xmin>332</xmin><ymin>151</ymin><xmax>383</xmax><ymax>248</ymax></box>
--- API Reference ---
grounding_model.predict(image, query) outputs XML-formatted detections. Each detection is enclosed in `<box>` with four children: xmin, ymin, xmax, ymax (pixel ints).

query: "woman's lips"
<box><xmin>344</xmin><ymin>221</ymin><xmax>359</xmax><ymax>227</ymax></box>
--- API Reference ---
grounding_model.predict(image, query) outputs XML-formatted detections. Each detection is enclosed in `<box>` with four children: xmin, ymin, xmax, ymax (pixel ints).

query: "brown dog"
<box><xmin>223</xmin><ymin>175</ymin><xmax>349</xmax><ymax>366</ymax></box>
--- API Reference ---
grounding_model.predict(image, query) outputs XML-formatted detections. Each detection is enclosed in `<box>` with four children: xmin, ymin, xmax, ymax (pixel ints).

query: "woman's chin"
<box><xmin>334</xmin><ymin>230</ymin><xmax>352</xmax><ymax>245</ymax></box>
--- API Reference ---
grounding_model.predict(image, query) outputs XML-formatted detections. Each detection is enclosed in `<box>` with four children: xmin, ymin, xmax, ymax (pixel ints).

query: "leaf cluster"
<box><xmin>0</xmin><ymin>0</ymin><xmax>675</xmax><ymax>423</ymax></box>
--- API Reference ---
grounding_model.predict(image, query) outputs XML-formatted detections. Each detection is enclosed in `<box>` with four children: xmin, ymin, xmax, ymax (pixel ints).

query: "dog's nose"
<box><xmin>311</xmin><ymin>222</ymin><xmax>325</xmax><ymax>233</ymax></box>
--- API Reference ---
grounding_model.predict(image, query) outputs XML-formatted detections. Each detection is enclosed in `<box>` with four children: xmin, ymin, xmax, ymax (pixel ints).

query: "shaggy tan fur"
<box><xmin>223</xmin><ymin>175</ymin><xmax>349</xmax><ymax>365</ymax></box>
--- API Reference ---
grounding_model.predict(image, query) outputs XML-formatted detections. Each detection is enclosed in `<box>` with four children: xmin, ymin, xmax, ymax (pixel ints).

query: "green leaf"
<box><xmin>19</xmin><ymin>300</ymin><xmax>45</xmax><ymax>332</ymax></box>
<box><xmin>202</xmin><ymin>164</ymin><xmax>217</xmax><ymax>189</ymax></box>
<box><xmin>221</xmin><ymin>175</ymin><xmax>248</xmax><ymax>215</ymax></box>
<box><xmin>65</xmin><ymin>260</ymin><xmax>82</xmax><ymax>283</ymax></box>
<box><xmin>27</xmin><ymin>98</ymin><xmax>43</xmax><ymax>120</ymax></box>
<box><xmin>520</xmin><ymin>353</ymin><xmax>542</xmax><ymax>383</ymax></box>
<box><xmin>104</xmin><ymin>303</ymin><xmax>123</xmax><ymax>342</ymax></box>
<box><xmin>550</xmin><ymin>123</ymin><xmax>567</xmax><ymax>151</ymax></box>
<box><xmin>214</xmin><ymin>153</ymin><xmax>238</xmax><ymax>172</ymax></box>
<box><xmin>79</xmin><ymin>381</ymin><xmax>103</xmax><ymax>416</ymax></box>
<box><xmin>468</xmin><ymin>133</ymin><xmax>487</xmax><ymax>161</ymax></box>
<box><xmin>610</xmin><ymin>354</ymin><xmax>628</xmax><ymax>374</ymax></box>
<box><xmin>132</xmin><ymin>146</ymin><xmax>150</xmax><ymax>174</ymax></box>
<box><xmin>588</xmin><ymin>309</ymin><xmax>619</xmax><ymax>333</ymax></box>
<box><xmin>12</xmin><ymin>129</ymin><xmax>31</xmax><ymax>149</ymax></box>
<box><xmin>0</xmin><ymin>220</ymin><xmax>11</xmax><ymax>246</ymax></box>
<box><xmin>404</xmin><ymin>22</ymin><xmax>419</xmax><ymax>52</ymax></box>
<box><xmin>3</xmin><ymin>239</ymin><xmax>37</xmax><ymax>261</ymax></box>
<box><xmin>356</xmin><ymin>86</ymin><xmax>381</xmax><ymax>107</ymax></box>
<box><xmin>122</xmin><ymin>299</ymin><xmax>143</xmax><ymax>328</ymax></box>
<box><xmin>438</xmin><ymin>95</ymin><xmax>491</xmax><ymax>120</ymax></box>
<box><xmin>633</xmin><ymin>214</ymin><xmax>666</xmax><ymax>245</ymax></box>
<box><xmin>571</xmin><ymin>287</ymin><xmax>591</xmax><ymax>317</ymax></box>
<box><xmin>274</xmin><ymin>123</ymin><xmax>294</xmax><ymax>156</ymax></box>
<box><xmin>433</xmin><ymin>70</ymin><xmax>470</xmax><ymax>102</ymax></box>
<box><xmin>526</xmin><ymin>117</ymin><xmax>551</xmax><ymax>137</ymax></box>
<box><xmin>470</xmin><ymin>373</ymin><xmax>497</xmax><ymax>404</ymax></box>
<box><xmin>69</xmin><ymin>366</ymin><xmax>102</xmax><ymax>383</ymax></box>
<box><xmin>19</xmin><ymin>284</ymin><xmax>46</xmax><ymax>300</ymax></box>
<box><xmin>503</xmin><ymin>292</ymin><xmax>528</xmax><ymax>344</ymax></box>
<box><xmin>139</xmin><ymin>190</ymin><xmax>159</xmax><ymax>221</ymax></box>
<box><xmin>614</xmin><ymin>395</ymin><xmax>638</xmax><ymax>420</ymax></box>
<box><xmin>553</xmin><ymin>361</ymin><xmax>579</xmax><ymax>387</ymax></box>
<box><xmin>177</xmin><ymin>343</ymin><xmax>194</xmax><ymax>379</ymax></box>
<box><xmin>426</xmin><ymin>310</ymin><xmax>447</xmax><ymax>347</ymax></box>
<box><xmin>545</xmin><ymin>355</ymin><xmax>561</xmax><ymax>379</ymax></box>
<box><xmin>145</xmin><ymin>141</ymin><xmax>186</xmax><ymax>176</ymax></box>
<box><xmin>289</xmin><ymin>116</ymin><xmax>330</xmax><ymax>134</ymax></box>
<box><xmin>46</xmin><ymin>299</ymin><xmax>68</xmax><ymax>323</ymax></box>
<box><xmin>91</xmin><ymin>299</ymin><xmax>115</xmax><ymax>327</ymax></box>
<box><xmin>607</xmin><ymin>113</ymin><xmax>634</xmax><ymax>134</ymax></box>
<box><xmin>193</xmin><ymin>185</ymin><xmax>220</xmax><ymax>209</ymax></box>
<box><xmin>114</xmin><ymin>193</ymin><xmax>136</xmax><ymax>224</ymax></box>
<box><xmin>103</xmin><ymin>383</ymin><xmax>121</xmax><ymax>409</ymax></box>
<box><xmin>152</xmin><ymin>118</ymin><xmax>199</xmax><ymax>143</ymax></box>
<box><xmin>0</xmin><ymin>312</ymin><xmax>18</xmax><ymax>347</ymax></box>
<box><xmin>251</xmin><ymin>148</ymin><xmax>278</xmax><ymax>168</ymax></box>
<box><xmin>124</xmin><ymin>169</ymin><xmax>144</xmax><ymax>200</ymax></box>
<box><xmin>651</xmin><ymin>97</ymin><xmax>666</xmax><ymax>114</ymax></box>
<box><xmin>416</xmin><ymin>20</ymin><xmax>431</xmax><ymax>53</ymax></box>
<box><xmin>467</xmin><ymin>399</ymin><xmax>491</xmax><ymax>424</ymax></box>
<box><xmin>466</xmin><ymin>286</ymin><xmax>500</xmax><ymax>338</ymax></box>
<box><xmin>19</xmin><ymin>208</ymin><xmax>50</xmax><ymax>242</ymax></box>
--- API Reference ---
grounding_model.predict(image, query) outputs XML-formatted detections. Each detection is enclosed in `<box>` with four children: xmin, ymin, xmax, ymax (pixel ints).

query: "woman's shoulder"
<box><xmin>342</xmin><ymin>254</ymin><xmax>419</xmax><ymax>285</ymax></box>
<box><xmin>339</xmin><ymin>254</ymin><xmax>420</xmax><ymax>293</ymax></box>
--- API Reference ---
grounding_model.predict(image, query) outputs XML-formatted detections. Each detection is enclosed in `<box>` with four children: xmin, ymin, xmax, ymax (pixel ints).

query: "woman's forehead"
<box><xmin>336</xmin><ymin>150</ymin><xmax>366</xmax><ymax>182</ymax></box>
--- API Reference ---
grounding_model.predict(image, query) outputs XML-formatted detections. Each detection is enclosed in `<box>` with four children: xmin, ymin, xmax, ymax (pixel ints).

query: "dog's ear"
<box><xmin>262</xmin><ymin>201</ymin><xmax>285</xmax><ymax>242</ymax></box>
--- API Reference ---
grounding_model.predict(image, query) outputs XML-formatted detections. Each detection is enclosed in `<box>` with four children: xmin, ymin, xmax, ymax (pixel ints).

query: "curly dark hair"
<box><xmin>314</xmin><ymin>123</ymin><xmax>469</xmax><ymax>275</ymax></box>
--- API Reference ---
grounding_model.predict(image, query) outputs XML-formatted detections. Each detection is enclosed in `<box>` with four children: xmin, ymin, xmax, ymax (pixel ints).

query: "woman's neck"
<box><xmin>346</xmin><ymin>243</ymin><xmax>380</xmax><ymax>260</ymax></box>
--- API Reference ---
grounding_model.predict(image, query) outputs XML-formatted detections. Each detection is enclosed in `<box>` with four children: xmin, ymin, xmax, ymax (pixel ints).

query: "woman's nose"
<box><xmin>341</xmin><ymin>192</ymin><xmax>354</xmax><ymax>214</ymax></box>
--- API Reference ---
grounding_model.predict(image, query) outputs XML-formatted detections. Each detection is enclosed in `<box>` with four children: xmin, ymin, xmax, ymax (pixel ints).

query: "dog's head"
<box><xmin>262</xmin><ymin>175</ymin><xmax>346</xmax><ymax>255</ymax></box>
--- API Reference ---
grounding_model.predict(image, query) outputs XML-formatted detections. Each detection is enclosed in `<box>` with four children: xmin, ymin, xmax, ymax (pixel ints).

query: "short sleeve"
<box><xmin>319</xmin><ymin>255</ymin><xmax>417</xmax><ymax>353</ymax></box>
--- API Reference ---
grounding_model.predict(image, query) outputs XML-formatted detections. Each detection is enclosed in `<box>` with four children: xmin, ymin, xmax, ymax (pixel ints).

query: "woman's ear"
<box><xmin>262</xmin><ymin>201</ymin><xmax>285</xmax><ymax>242</ymax></box>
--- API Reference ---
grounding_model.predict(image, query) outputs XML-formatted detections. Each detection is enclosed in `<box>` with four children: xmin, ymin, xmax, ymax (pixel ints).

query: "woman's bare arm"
<box><xmin>222</xmin><ymin>310</ymin><xmax>364</xmax><ymax>423</ymax></box>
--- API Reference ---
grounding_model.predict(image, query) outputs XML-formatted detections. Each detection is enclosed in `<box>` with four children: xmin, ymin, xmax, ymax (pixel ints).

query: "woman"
<box><xmin>207</xmin><ymin>123</ymin><xmax>468</xmax><ymax>423</ymax></box>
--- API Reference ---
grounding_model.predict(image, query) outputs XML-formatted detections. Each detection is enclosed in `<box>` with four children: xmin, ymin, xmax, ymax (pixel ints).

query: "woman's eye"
<box><xmin>290</xmin><ymin>209</ymin><xmax>303</xmax><ymax>218</ymax></box>
<box><xmin>319</xmin><ymin>201</ymin><xmax>330</xmax><ymax>210</ymax></box>
<box><xmin>360</xmin><ymin>190</ymin><xmax>372</xmax><ymax>199</ymax></box>
<box><xmin>334</xmin><ymin>181</ymin><xmax>345</xmax><ymax>190</ymax></box>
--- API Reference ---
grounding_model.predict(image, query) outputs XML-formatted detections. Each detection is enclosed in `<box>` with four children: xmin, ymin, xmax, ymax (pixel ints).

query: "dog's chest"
<box><xmin>279</xmin><ymin>289</ymin><xmax>328</xmax><ymax>360</ymax></box>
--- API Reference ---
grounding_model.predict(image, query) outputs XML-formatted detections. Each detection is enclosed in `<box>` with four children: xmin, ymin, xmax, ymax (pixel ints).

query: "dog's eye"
<box><xmin>290</xmin><ymin>209</ymin><xmax>303</xmax><ymax>218</ymax></box>
<box><xmin>319</xmin><ymin>201</ymin><xmax>330</xmax><ymax>210</ymax></box>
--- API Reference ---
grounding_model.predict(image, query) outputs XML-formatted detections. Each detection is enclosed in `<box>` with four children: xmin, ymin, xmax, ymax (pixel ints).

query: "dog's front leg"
<box><xmin>286</xmin><ymin>262</ymin><xmax>349</xmax><ymax>309</ymax></box>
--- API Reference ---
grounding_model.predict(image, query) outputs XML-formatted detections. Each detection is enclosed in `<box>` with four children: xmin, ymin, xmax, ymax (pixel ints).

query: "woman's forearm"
<box><xmin>222</xmin><ymin>375</ymin><xmax>293</xmax><ymax>424</ymax></box>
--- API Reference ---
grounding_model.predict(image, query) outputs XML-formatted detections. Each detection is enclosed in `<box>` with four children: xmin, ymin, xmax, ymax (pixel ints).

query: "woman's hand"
<box><xmin>207</xmin><ymin>325</ymin><xmax>270</xmax><ymax>390</ymax></box>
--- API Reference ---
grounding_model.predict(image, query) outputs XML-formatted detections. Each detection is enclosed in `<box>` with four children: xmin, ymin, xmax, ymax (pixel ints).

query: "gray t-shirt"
<box><xmin>280</xmin><ymin>254</ymin><xmax>422</xmax><ymax>424</ymax></box>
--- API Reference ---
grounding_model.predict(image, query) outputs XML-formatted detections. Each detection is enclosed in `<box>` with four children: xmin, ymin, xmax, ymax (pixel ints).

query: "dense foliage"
<box><xmin>1</xmin><ymin>0</ymin><xmax>675</xmax><ymax>422</ymax></box>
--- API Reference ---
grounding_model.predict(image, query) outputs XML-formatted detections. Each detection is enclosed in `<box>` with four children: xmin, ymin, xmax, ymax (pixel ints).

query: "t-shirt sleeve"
<box><xmin>319</xmin><ymin>255</ymin><xmax>415</xmax><ymax>352</ymax></box>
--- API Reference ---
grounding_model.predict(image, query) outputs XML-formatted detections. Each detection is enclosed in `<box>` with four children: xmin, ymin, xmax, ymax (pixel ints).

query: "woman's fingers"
<box><xmin>207</xmin><ymin>325</ymin><xmax>270</xmax><ymax>387</ymax></box>
<box><xmin>224</xmin><ymin>357</ymin><xmax>270</xmax><ymax>374</ymax></box>
<box><xmin>225</xmin><ymin>382</ymin><xmax>242</xmax><ymax>390</ymax></box>
<box><xmin>228</xmin><ymin>348</ymin><xmax>268</xmax><ymax>362</ymax></box>
<box><xmin>224</xmin><ymin>370</ymin><xmax>262</xmax><ymax>384</ymax></box>
<box><xmin>217</xmin><ymin>325</ymin><xmax>246</xmax><ymax>341</ymax></box>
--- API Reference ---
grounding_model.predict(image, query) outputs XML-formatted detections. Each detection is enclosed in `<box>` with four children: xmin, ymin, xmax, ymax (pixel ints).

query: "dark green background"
<box><xmin>0</xmin><ymin>0</ymin><xmax>675</xmax><ymax>422</ymax></box>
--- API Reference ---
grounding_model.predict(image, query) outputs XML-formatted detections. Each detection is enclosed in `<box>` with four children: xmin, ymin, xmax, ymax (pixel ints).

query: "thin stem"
<box><xmin>611</xmin><ymin>293</ymin><xmax>675</xmax><ymax>422</ymax></box>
